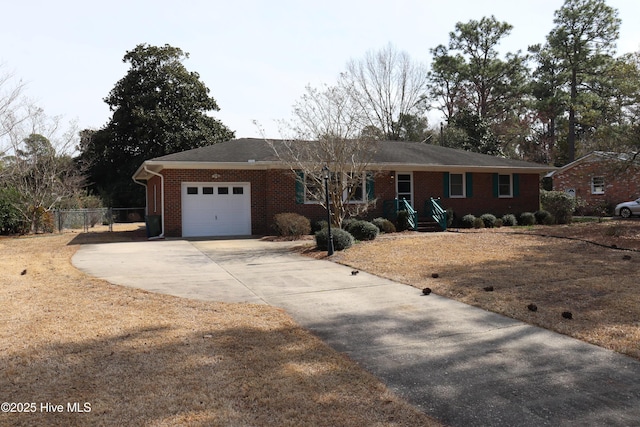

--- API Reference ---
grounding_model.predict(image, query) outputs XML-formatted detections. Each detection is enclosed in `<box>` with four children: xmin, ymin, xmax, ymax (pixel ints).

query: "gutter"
<box><xmin>142</xmin><ymin>165</ymin><xmax>165</xmax><ymax>239</ymax></box>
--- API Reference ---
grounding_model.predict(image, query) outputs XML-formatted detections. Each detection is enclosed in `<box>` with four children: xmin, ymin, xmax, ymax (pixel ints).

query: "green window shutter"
<box><xmin>443</xmin><ymin>172</ymin><xmax>450</xmax><ymax>198</ymax></box>
<box><xmin>492</xmin><ymin>173</ymin><xmax>499</xmax><ymax>198</ymax></box>
<box><xmin>295</xmin><ymin>170</ymin><xmax>305</xmax><ymax>204</ymax></box>
<box><xmin>465</xmin><ymin>172</ymin><xmax>473</xmax><ymax>198</ymax></box>
<box><xmin>366</xmin><ymin>172</ymin><xmax>375</xmax><ymax>201</ymax></box>
<box><xmin>513</xmin><ymin>173</ymin><xmax>520</xmax><ymax>197</ymax></box>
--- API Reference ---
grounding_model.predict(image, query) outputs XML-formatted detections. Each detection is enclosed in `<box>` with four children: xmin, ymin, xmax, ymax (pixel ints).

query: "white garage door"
<box><xmin>181</xmin><ymin>182</ymin><xmax>251</xmax><ymax>237</ymax></box>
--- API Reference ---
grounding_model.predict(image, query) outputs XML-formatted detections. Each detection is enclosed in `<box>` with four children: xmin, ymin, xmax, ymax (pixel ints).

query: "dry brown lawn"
<box><xmin>0</xmin><ymin>226</ymin><xmax>441</xmax><ymax>427</ymax></box>
<box><xmin>333</xmin><ymin>219</ymin><xmax>640</xmax><ymax>360</ymax></box>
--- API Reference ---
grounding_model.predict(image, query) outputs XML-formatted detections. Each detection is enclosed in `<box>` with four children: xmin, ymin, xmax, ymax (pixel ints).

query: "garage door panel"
<box><xmin>181</xmin><ymin>183</ymin><xmax>251</xmax><ymax>237</ymax></box>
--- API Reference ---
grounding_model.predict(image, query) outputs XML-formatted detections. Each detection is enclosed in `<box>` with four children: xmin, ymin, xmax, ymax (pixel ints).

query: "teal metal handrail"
<box><xmin>382</xmin><ymin>198</ymin><xmax>417</xmax><ymax>230</ymax></box>
<box><xmin>398</xmin><ymin>198</ymin><xmax>417</xmax><ymax>230</ymax></box>
<box><xmin>425</xmin><ymin>197</ymin><xmax>447</xmax><ymax>231</ymax></box>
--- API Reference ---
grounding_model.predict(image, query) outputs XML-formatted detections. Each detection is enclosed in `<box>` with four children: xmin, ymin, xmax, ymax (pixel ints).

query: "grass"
<box><xmin>333</xmin><ymin>220</ymin><xmax>640</xmax><ymax>360</ymax></box>
<box><xmin>0</xmin><ymin>228</ymin><xmax>441</xmax><ymax>427</ymax></box>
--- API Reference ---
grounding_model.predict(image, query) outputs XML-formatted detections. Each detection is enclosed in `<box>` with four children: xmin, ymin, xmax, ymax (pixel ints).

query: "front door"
<box><xmin>396</xmin><ymin>172</ymin><xmax>413</xmax><ymax>207</ymax></box>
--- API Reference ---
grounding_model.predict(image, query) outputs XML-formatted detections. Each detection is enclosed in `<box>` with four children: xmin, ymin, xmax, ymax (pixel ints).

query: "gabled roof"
<box><xmin>134</xmin><ymin>138</ymin><xmax>555</xmax><ymax>180</ymax></box>
<box><xmin>546</xmin><ymin>151</ymin><xmax>638</xmax><ymax>177</ymax></box>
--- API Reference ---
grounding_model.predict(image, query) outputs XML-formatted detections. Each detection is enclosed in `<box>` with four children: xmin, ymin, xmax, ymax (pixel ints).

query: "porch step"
<box><xmin>416</xmin><ymin>219</ymin><xmax>444</xmax><ymax>232</ymax></box>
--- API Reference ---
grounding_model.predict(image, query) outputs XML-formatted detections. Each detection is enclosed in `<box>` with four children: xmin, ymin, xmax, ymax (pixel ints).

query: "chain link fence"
<box><xmin>53</xmin><ymin>207</ymin><xmax>146</xmax><ymax>233</ymax></box>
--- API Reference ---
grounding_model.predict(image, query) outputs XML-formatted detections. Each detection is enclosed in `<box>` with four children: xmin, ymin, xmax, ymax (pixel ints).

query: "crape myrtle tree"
<box><xmin>265</xmin><ymin>83</ymin><xmax>379</xmax><ymax>228</ymax></box>
<box><xmin>80</xmin><ymin>44</ymin><xmax>235</xmax><ymax>207</ymax></box>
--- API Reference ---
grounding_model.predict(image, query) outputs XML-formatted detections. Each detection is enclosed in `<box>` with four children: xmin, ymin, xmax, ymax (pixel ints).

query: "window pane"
<box><xmin>450</xmin><ymin>173</ymin><xmax>463</xmax><ymax>196</ymax></box>
<box><xmin>233</xmin><ymin>187</ymin><xmax>244</xmax><ymax>195</ymax></box>
<box><xmin>203</xmin><ymin>187</ymin><xmax>214</xmax><ymax>194</ymax></box>
<box><xmin>398</xmin><ymin>182</ymin><xmax>411</xmax><ymax>193</ymax></box>
<box><xmin>218</xmin><ymin>187</ymin><xmax>229</xmax><ymax>194</ymax></box>
<box><xmin>498</xmin><ymin>175</ymin><xmax>511</xmax><ymax>196</ymax></box>
<box><xmin>187</xmin><ymin>187</ymin><xmax>198</xmax><ymax>195</ymax></box>
<box><xmin>592</xmin><ymin>177</ymin><xmax>604</xmax><ymax>194</ymax></box>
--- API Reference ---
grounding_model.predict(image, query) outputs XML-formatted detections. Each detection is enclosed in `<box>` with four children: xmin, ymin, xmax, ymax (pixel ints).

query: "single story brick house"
<box><xmin>547</xmin><ymin>151</ymin><xmax>640</xmax><ymax>215</ymax></box>
<box><xmin>132</xmin><ymin>138</ymin><xmax>554</xmax><ymax>238</ymax></box>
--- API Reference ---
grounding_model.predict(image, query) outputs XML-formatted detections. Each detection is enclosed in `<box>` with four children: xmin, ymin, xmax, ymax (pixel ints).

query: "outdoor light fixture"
<box><xmin>322</xmin><ymin>165</ymin><xmax>335</xmax><ymax>256</ymax></box>
<box><xmin>211</xmin><ymin>173</ymin><xmax>221</xmax><ymax>179</ymax></box>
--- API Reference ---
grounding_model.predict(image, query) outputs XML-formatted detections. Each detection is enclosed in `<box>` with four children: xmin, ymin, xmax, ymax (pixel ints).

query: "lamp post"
<box><xmin>322</xmin><ymin>165</ymin><xmax>335</xmax><ymax>256</ymax></box>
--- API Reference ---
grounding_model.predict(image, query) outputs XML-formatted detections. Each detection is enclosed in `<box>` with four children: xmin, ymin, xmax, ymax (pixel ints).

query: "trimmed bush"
<box><xmin>535</xmin><ymin>210</ymin><xmax>554</xmax><ymax>225</ymax></box>
<box><xmin>346</xmin><ymin>220</ymin><xmax>379</xmax><ymax>241</ymax></box>
<box><xmin>315</xmin><ymin>227</ymin><xmax>354</xmax><ymax>251</ymax></box>
<box><xmin>473</xmin><ymin>217</ymin><xmax>485</xmax><ymax>229</ymax></box>
<box><xmin>272</xmin><ymin>213</ymin><xmax>311</xmax><ymax>240</ymax></box>
<box><xmin>501</xmin><ymin>214</ymin><xmax>517</xmax><ymax>226</ymax></box>
<box><xmin>396</xmin><ymin>210</ymin><xmax>412</xmax><ymax>231</ymax></box>
<box><xmin>519</xmin><ymin>212</ymin><xmax>536</xmax><ymax>226</ymax></box>
<box><xmin>372</xmin><ymin>217</ymin><xmax>396</xmax><ymax>234</ymax></box>
<box><xmin>541</xmin><ymin>190</ymin><xmax>579</xmax><ymax>224</ymax></box>
<box><xmin>480</xmin><ymin>213</ymin><xmax>497</xmax><ymax>228</ymax></box>
<box><xmin>461</xmin><ymin>214</ymin><xmax>476</xmax><ymax>229</ymax></box>
<box><xmin>341</xmin><ymin>218</ymin><xmax>356</xmax><ymax>230</ymax></box>
<box><xmin>494</xmin><ymin>218</ymin><xmax>503</xmax><ymax>228</ymax></box>
<box><xmin>311</xmin><ymin>219</ymin><xmax>327</xmax><ymax>233</ymax></box>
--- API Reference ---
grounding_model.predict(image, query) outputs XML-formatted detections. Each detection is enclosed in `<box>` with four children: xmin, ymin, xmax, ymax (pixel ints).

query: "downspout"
<box><xmin>142</xmin><ymin>166</ymin><xmax>165</xmax><ymax>239</ymax></box>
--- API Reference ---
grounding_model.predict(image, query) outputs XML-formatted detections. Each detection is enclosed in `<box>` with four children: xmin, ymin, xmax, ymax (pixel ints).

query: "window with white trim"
<box><xmin>304</xmin><ymin>172</ymin><xmax>366</xmax><ymax>204</ymax></box>
<box><xmin>498</xmin><ymin>174</ymin><xmax>512</xmax><ymax>197</ymax></box>
<box><xmin>591</xmin><ymin>177</ymin><xmax>604</xmax><ymax>194</ymax></box>
<box><xmin>449</xmin><ymin>173</ymin><xmax>465</xmax><ymax>197</ymax></box>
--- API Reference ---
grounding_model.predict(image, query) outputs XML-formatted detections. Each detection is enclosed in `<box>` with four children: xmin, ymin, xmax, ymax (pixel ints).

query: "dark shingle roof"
<box><xmin>148</xmin><ymin>138</ymin><xmax>551</xmax><ymax>171</ymax></box>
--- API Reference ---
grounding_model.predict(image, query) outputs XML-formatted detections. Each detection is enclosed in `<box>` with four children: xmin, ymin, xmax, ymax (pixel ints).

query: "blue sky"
<box><xmin>2</xmin><ymin>0</ymin><xmax>639</xmax><ymax>140</ymax></box>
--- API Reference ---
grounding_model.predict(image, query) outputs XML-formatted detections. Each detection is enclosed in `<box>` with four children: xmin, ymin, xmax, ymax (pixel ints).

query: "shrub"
<box><xmin>494</xmin><ymin>218</ymin><xmax>503</xmax><ymax>228</ymax></box>
<box><xmin>446</xmin><ymin>208</ymin><xmax>455</xmax><ymax>227</ymax></box>
<box><xmin>480</xmin><ymin>213</ymin><xmax>497</xmax><ymax>228</ymax></box>
<box><xmin>473</xmin><ymin>217</ymin><xmax>485</xmax><ymax>228</ymax></box>
<box><xmin>461</xmin><ymin>214</ymin><xmax>476</xmax><ymax>228</ymax></box>
<box><xmin>341</xmin><ymin>218</ymin><xmax>356</xmax><ymax>230</ymax></box>
<box><xmin>501</xmin><ymin>214</ymin><xmax>517</xmax><ymax>226</ymax></box>
<box><xmin>0</xmin><ymin>188</ymin><xmax>27</xmax><ymax>234</ymax></box>
<box><xmin>272</xmin><ymin>213</ymin><xmax>311</xmax><ymax>240</ymax></box>
<box><xmin>396</xmin><ymin>210</ymin><xmax>412</xmax><ymax>231</ymax></box>
<box><xmin>534</xmin><ymin>210</ymin><xmax>554</xmax><ymax>225</ymax></box>
<box><xmin>346</xmin><ymin>220</ymin><xmax>379</xmax><ymax>241</ymax></box>
<box><xmin>372</xmin><ymin>217</ymin><xmax>396</xmax><ymax>233</ymax></box>
<box><xmin>315</xmin><ymin>227</ymin><xmax>354</xmax><ymax>251</ymax></box>
<box><xmin>541</xmin><ymin>190</ymin><xmax>580</xmax><ymax>224</ymax></box>
<box><xmin>519</xmin><ymin>212</ymin><xmax>536</xmax><ymax>226</ymax></box>
<box><xmin>311</xmin><ymin>219</ymin><xmax>327</xmax><ymax>233</ymax></box>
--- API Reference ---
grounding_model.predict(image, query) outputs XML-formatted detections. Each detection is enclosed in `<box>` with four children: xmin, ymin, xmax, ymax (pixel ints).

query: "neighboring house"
<box><xmin>132</xmin><ymin>138</ymin><xmax>554</xmax><ymax>238</ymax></box>
<box><xmin>547</xmin><ymin>151</ymin><xmax>640</xmax><ymax>215</ymax></box>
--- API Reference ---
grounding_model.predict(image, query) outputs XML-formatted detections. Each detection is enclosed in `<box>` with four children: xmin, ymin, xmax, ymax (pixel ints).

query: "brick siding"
<box><xmin>149</xmin><ymin>168</ymin><xmax>542</xmax><ymax>237</ymax></box>
<box><xmin>551</xmin><ymin>157</ymin><xmax>640</xmax><ymax>214</ymax></box>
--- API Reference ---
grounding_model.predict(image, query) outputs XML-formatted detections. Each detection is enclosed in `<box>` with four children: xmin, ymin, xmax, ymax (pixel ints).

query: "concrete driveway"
<box><xmin>72</xmin><ymin>238</ymin><xmax>640</xmax><ymax>427</ymax></box>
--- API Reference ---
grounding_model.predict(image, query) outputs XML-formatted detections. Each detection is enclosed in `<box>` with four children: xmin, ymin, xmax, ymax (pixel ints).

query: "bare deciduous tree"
<box><xmin>342</xmin><ymin>43</ymin><xmax>429</xmax><ymax>141</ymax></box>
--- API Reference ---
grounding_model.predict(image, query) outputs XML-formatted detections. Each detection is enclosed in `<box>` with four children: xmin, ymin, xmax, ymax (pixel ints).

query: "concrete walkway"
<box><xmin>72</xmin><ymin>238</ymin><xmax>640</xmax><ymax>427</ymax></box>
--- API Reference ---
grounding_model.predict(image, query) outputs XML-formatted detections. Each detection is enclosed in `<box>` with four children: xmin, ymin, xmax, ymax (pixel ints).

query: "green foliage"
<box><xmin>272</xmin><ymin>213</ymin><xmax>311</xmax><ymax>240</ymax></box>
<box><xmin>396</xmin><ymin>210</ymin><xmax>411</xmax><ymax>231</ymax></box>
<box><xmin>80</xmin><ymin>44</ymin><xmax>235</xmax><ymax>207</ymax></box>
<box><xmin>311</xmin><ymin>219</ymin><xmax>327</xmax><ymax>233</ymax></box>
<box><xmin>461</xmin><ymin>214</ymin><xmax>476</xmax><ymax>228</ymax></box>
<box><xmin>535</xmin><ymin>209</ymin><xmax>555</xmax><ymax>225</ymax></box>
<box><xmin>541</xmin><ymin>190</ymin><xmax>578</xmax><ymax>224</ymax></box>
<box><xmin>315</xmin><ymin>227</ymin><xmax>354</xmax><ymax>251</ymax></box>
<box><xmin>0</xmin><ymin>188</ymin><xmax>27</xmax><ymax>234</ymax></box>
<box><xmin>372</xmin><ymin>217</ymin><xmax>396</xmax><ymax>234</ymax></box>
<box><xmin>494</xmin><ymin>218</ymin><xmax>503</xmax><ymax>227</ymax></box>
<box><xmin>479</xmin><ymin>213</ymin><xmax>497</xmax><ymax>228</ymax></box>
<box><xmin>346</xmin><ymin>220</ymin><xmax>379</xmax><ymax>241</ymax></box>
<box><xmin>473</xmin><ymin>217</ymin><xmax>485</xmax><ymax>229</ymax></box>
<box><xmin>519</xmin><ymin>212</ymin><xmax>536</xmax><ymax>226</ymax></box>
<box><xmin>501</xmin><ymin>214</ymin><xmax>517</xmax><ymax>226</ymax></box>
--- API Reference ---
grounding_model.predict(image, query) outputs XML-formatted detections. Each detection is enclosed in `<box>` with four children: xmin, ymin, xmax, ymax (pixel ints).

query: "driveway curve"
<box><xmin>73</xmin><ymin>238</ymin><xmax>640</xmax><ymax>427</ymax></box>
